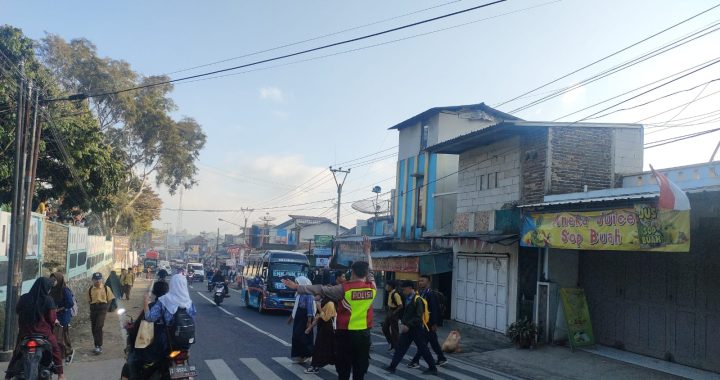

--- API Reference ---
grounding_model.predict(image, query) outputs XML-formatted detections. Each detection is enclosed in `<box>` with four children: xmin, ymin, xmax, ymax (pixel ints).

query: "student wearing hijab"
<box><xmin>144</xmin><ymin>274</ymin><xmax>196</xmax><ymax>329</ymax></box>
<box><xmin>105</xmin><ymin>271</ymin><xmax>122</xmax><ymax>301</ymax></box>
<box><xmin>50</xmin><ymin>272</ymin><xmax>75</xmax><ymax>364</ymax></box>
<box><xmin>125</xmin><ymin>281</ymin><xmax>170</xmax><ymax>379</ymax></box>
<box><xmin>287</xmin><ymin>276</ymin><xmax>315</xmax><ymax>363</ymax></box>
<box><xmin>5</xmin><ymin>277</ymin><xmax>65</xmax><ymax>380</ymax></box>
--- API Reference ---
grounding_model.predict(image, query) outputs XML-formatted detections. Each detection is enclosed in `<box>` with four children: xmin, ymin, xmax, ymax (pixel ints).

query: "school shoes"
<box><xmin>422</xmin><ymin>368</ymin><xmax>439</xmax><ymax>376</ymax></box>
<box><xmin>383</xmin><ymin>366</ymin><xmax>396</xmax><ymax>374</ymax></box>
<box><xmin>407</xmin><ymin>362</ymin><xmax>420</xmax><ymax>369</ymax></box>
<box><xmin>304</xmin><ymin>367</ymin><xmax>321</xmax><ymax>374</ymax></box>
<box><xmin>436</xmin><ymin>358</ymin><xmax>448</xmax><ymax>366</ymax></box>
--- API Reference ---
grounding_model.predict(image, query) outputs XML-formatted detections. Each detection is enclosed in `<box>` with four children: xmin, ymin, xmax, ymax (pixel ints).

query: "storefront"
<box><xmin>520</xmin><ymin>188</ymin><xmax>720</xmax><ymax>373</ymax></box>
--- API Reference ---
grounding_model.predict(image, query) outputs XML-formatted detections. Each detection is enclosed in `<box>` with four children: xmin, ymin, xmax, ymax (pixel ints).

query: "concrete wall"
<box><xmin>548</xmin><ymin>127</ymin><xmax>615</xmax><ymax>195</ymax></box>
<box><xmin>298</xmin><ymin>223</ymin><xmax>346</xmax><ymax>241</ymax></box>
<box><xmin>43</xmin><ymin>221</ymin><xmax>69</xmax><ymax>275</ymax></box>
<box><xmin>436</xmin><ymin>112</ymin><xmax>495</xmax><ymax>144</ymax></box>
<box><xmin>613</xmin><ymin>128</ymin><xmax>644</xmax><ymax>175</ymax></box>
<box><xmin>399</xmin><ymin>122</ymin><xmax>422</xmax><ymax>160</ymax></box>
<box><xmin>457</xmin><ymin>136</ymin><xmax>522</xmax><ymax>214</ymax></box>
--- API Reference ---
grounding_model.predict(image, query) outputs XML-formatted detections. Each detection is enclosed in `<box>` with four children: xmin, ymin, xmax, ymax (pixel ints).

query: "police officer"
<box><xmin>283</xmin><ymin>236</ymin><xmax>375</xmax><ymax>380</ymax></box>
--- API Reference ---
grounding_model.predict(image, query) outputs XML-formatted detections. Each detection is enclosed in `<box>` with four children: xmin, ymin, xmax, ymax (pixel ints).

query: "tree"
<box><xmin>0</xmin><ymin>25</ymin><xmax>127</xmax><ymax>219</ymax></box>
<box><xmin>38</xmin><ymin>34</ymin><xmax>206</xmax><ymax>232</ymax></box>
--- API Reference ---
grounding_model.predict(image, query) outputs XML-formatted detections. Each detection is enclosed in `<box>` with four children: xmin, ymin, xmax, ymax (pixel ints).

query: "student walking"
<box><xmin>408</xmin><ymin>275</ymin><xmax>448</xmax><ymax>367</ymax></box>
<box><xmin>120</xmin><ymin>267</ymin><xmax>135</xmax><ymax>300</ymax></box>
<box><xmin>88</xmin><ymin>272</ymin><xmax>115</xmax><ymax>354</ymax></box>
<box><xmin>384</xmin><ymin>280</ymin><xmax>438</xmax><ymax>375</ymax></box>
<box><xmin>50</xmin><ymin>272</ymin><xmax>75</xmax><ymax>364</ymax></box>
<box><xmin>288</xmin><ymin>276</ymin><xmax>315</xmax><ymax>363</ymax></box>
<box><xmin>381</xmin><ymin>280</ymin><xmax>403</xmax><ymax>351</ymax></box>
<box><xmin>304</xmin><ymin>296</ymin><xmax>336</xmax><ymax>374</ymax></box>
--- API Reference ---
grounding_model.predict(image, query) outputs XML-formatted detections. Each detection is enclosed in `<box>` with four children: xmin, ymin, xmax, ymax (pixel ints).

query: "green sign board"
<box><xmin>559</xmin><ymin>288</ymin><xmax>595</xmax><ymax>349</ymax></box>
<box><xmin>314</xmin><ymin>235</ymin><xmax>333</xmax><ymax>247</ymax></box>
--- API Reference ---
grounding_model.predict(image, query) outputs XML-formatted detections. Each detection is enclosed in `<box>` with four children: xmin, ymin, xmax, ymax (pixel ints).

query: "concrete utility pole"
<box><xmin>240</xmin><ymin>207</ymin><xmax>254</xmax><ymax>246</ymax></box>
<box><xmin>3</xmin><ymin>70</ymin><xmax>43</xmax><ymax>359</ymax></box>
<box><xmin>329</xmin><ymin>167</ymin><xmax>350</xmax><ymax>237</ymax></box>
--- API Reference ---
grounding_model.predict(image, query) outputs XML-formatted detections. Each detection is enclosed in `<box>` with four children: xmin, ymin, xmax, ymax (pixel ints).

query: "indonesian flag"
<box><xmin>650</xmin><ymin>165</ymin><xmax>690</xmax><ymax>210</ymax></box>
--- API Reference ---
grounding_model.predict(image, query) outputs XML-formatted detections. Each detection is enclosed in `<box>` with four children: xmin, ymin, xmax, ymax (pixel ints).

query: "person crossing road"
<box><xmin>283</xmin><ymin>236</ymin><xmax>376</xmax><ymax>380</ymax></box>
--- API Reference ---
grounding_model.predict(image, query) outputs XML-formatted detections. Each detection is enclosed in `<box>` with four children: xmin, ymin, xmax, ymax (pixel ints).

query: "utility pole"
<box><xmin>164</xmin><ymin>222</ymin><xmax>171</xmax><ymax>261</ymax></box>
<box><xmin>710</xmin><ymin>139</ymin><xmax>720</xmax><ymax>162</ymax></box>
<box><xmin>329</xmin><ymin>167</ymin><xmax>350</xmax><ymax>237</ymax></box>
<box><xmin>240</xmin><ymin>207</ymin><xmax>254</xmax><ymax>246</ymax></box>
<box><xmin>3</xmin><ymin>70</ymin><xmax>43</xmax><ymax>358</ymax></box>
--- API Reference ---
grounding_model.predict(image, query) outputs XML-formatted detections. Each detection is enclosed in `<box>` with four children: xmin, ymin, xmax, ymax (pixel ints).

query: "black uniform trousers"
<box><xmin>389</xmin><ymin>326</ymin><xmax>437</xmax><ymax>371</ymax></box>
<box><xmin>334</xmin><ymin>329</ymin><xmax>370</xmax><ymax>380</ymax></box>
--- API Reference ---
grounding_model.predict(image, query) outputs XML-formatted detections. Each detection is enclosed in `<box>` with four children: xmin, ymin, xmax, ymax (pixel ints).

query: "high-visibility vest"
<box><xmin>336</xmin><ymin>281</ymin><xmax>376</xmax><ymax>330</ymax></box>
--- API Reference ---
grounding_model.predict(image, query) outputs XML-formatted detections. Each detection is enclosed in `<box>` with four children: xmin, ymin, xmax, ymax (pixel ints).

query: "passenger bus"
<box><xmin>240</xmin><ymin>250</ymin><xmax>310</xmax><ymax>313</ymax></box>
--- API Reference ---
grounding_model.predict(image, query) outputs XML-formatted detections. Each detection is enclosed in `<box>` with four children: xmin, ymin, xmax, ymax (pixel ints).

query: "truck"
<box><xmin>144</xmin><ymin>250</ymin><xmax>159</xmax><ymax>275</ymax></box>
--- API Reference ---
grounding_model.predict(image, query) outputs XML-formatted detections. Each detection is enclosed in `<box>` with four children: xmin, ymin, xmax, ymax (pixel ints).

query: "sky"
<box><xmin>3</xmin><ymin>0</ymin><xmax>720</xmax><ymax>236</ymax></box>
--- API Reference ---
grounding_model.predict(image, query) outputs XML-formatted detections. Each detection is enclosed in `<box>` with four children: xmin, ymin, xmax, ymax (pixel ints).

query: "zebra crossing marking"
<box><xmin>371</xmin><ymin>354</ymin><xmax>444</xmax><ymax>380</ymax></box>
<box><xmin>240</xmin><ymin>358</ymin><xmax>283</xmax><ymax>380</ymax></box>
<box><xmin>272</xmin><ymin>357</ymin><xmax>324</xmax><ymax>380</ymax></box>
<box><xmin>205</xmin><ymin>359</ymin><xmax>239</xmax><ymax>380</ymax></box>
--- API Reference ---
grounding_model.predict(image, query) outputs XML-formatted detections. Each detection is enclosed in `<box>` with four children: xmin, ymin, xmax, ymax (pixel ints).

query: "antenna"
<box><xmin>258</xmin><ymin>213</ymin><xmax>276</xmax><ymax>245</ymax></box>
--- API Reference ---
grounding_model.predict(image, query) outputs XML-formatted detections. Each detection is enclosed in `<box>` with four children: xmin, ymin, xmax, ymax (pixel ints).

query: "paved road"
<box><xmin>186</xmin><ymin>282</ymin><xmax>510</xmax><ymax>380</ymax></box>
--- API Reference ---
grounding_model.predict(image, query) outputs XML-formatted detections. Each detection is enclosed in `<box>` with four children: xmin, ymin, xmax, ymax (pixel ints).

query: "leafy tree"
<box><xmin>0</xmin><ymin>25</ymin><xmax>126</xmax><ymax>224</ymax></box>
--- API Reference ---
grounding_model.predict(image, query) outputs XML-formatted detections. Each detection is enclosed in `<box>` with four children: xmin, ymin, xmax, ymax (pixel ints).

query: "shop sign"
<box><xmin>336</xmin><ymin>242</ymin><xmax>366</xmax><ymax>267</ymax></box>
<box><xmin>520</xmin><ymin>204</ymin><xmax>689</xmax><ymax>252</ymax></box>
<box><xmin>373</xmin><ymin>256</ymin><xmax>420</xmax><ymax>273</ymax></box>
<box><xmin>559</xmin><ymin>288</ymin><xmax>595</xmax><ymax>349</ymax></box>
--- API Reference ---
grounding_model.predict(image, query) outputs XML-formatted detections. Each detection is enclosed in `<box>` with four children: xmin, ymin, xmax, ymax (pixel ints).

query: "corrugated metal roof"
<box><xmin>371</xmin><ymin>250</ymin><xmax>450</xmax><ymax>259</ymax></box>
<box><xmin>426</xmin><ymin>233</ymin><xmax>518</xmax><ymax>243</ymax></box>
<box><xmin>520</xmin><ymin>193</ymin><xmax>658</xmax><ymax>208</ymax></box>
<box><xmin>334</xmin><ymin>236</ymin><xmax>391</xmax><ymax>243</ymax></box>
<box><xmin>388</xmin><ymin>103</ymin><xmax>521</xmax><ymax>131</ymax></box>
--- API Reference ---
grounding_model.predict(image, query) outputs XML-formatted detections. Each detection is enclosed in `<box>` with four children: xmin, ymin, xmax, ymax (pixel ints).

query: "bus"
<box><xmin>240</xmin><ymin>250</ymin><xmax>310</xmax><ymax>313</ymax></box>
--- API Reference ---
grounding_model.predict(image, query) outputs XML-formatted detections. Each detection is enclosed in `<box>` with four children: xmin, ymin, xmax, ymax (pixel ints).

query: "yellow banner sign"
<box><xmin>521</xmin><ymin>204</ymin><xmax>689</xmax><ymax>252</ymax></box>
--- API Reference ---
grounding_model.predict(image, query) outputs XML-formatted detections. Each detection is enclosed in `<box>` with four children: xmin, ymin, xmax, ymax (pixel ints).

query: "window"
<box><xmin>416</xmin><ymin>177</ymin><xmax>425</xmax><ymax>228</ymax></box>
<box><xmin>69</xmin><ymin>253</ymin><xmax>77</xmax><ymax>269</ymax></box>
<box><xmin>479</xmin><ymin>175</ymin><xmax>485</xmax><ymax>190</ymax></box>
<box><xmin>495</xmin><ymin>172</ymin><xmax>500</xmax><ymax>188</ymax></box>
<box><xmin>488</xmin><ymin>173</ymin><xmax>495</xmax><ymax>189</ymax></box>
<box><xmin>77</xmin><ymin>251</ymin><xmax>87</xmax><ymax>267</ymax></box>
<box><xmin>420</xmin><ymin>124</ymin><xmax>429</xmax><ymax>149</ymax></box>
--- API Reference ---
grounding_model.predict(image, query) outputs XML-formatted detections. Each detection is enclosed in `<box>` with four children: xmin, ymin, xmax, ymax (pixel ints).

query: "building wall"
<box><xmin>43</xmin><ymin>221</ymin><xmax>69</xmax><ymax>275</ymax></box>
<box><xmin>399</xmin><ymin>123</ymin><xmax>423</xmax><ymax>160</ymax></box>
<box><xmin>436</xmin><ymin>112</ymin><xmax>495</xmax><ymax>144</ymax></box>
<box><xmin>298</xmin><ymin>223</ymin><xmax>346</xmax><ymax>241</ymax></box>
<box><xmin>613</xmin><ymin>128</ymin><xmax>643</xmax><ymax>175</ymax></box>
<box><xmin>520</xmin><ymin>128</ymin><xmax>549</xmax><ymax>204</ymax></box>
<box><xmin>457</xmin><ymin>136</ymin><xmax>522</xmax><ymax>214</ymax></box>
<box><xmin>548</xmin><ymin>127</ymin><xmax>615</xmax><ymax>195</ymax></box>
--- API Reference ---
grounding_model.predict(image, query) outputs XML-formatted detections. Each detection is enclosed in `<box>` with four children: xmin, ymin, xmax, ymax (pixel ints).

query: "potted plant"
<box><xmin>506</xmin><ymin>317</ymin><xmax>538</xmax><ymax>348</ymax></box>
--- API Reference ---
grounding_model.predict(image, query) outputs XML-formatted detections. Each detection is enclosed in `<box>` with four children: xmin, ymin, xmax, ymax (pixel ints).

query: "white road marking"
<box><xmin>371</xmin><ymin>354</ymin><xmax>444</xmax><ymax>380</ymax></box>
<box><xmin>240</xmin><ymin>358</ymin><xmax>282</xmax><ymax>380</ymax></box>
<box><xmin>196</xmin><ymin>291</ymin><xmax>291</xmax><ymax>347</ymax></box>
<box><xmin>205</xmin><ymin>359</ymin><xmax>239</xmax><ymax>380</ymax></box>
<box><xmin>272</xmin><ymin>357</ymin><xmax>323</xmax><ymax>380</ymax></box>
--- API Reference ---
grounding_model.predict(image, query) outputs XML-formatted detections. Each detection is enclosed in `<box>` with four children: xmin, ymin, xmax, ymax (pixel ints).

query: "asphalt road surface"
<box><xmin>186</xmin><ymin>282</ymin><xmax>507</xmax><ymax>379</ymax></box>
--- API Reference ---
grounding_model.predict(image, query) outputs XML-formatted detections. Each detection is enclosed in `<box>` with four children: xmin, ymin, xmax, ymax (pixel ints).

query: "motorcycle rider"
<box><xmin>4</xmin><ymin>277</ymin><xmax>65</xmax><ymax>380</ymax></box>
<box><xmin>211</xmin><ymin>270</ymin><xmax>229</xmax><ymax>297</ymax></box>
<box><xmin>124</xmin><ymin>281</ymin><xmax>170</xmax><ymax>379</ymax></box>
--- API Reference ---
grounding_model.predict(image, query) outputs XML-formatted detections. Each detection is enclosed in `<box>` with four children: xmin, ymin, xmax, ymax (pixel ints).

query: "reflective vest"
<box><xmin>336</xmin><ymin>281</ymin><xmax>376</xmax><ymax>330</ymax></box>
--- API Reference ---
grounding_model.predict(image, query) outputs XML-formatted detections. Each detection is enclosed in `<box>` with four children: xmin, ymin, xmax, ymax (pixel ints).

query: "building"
<box><xmin>519</xmin><ymin>162</ymin><xmax>720</xmax><ymax>373</ymax></box>
<box><xmin>391</xmin><ymin>103</ymin><xmax>521</xmax><ymax>239</ymax></box>
<box><xmin>271</xmin><ymin>215</ymin><xmax>348</xmax><ymax>247</ymax></box>
<box><xmin>425</xmin><ymin>120</ymin><xmax>644</xmax><ymax>333</ymax></box>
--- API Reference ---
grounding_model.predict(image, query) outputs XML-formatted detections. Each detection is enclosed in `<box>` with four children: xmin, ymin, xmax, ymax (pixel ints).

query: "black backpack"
<box><xmin>169</xmin><ymin>307</ymin><xmax>195</xmax><ymax>349</ymax></box>
<box><xmin>433</xmin><ymin>290</ymin><xmax>447</xmax><ymax>326</ymax></box>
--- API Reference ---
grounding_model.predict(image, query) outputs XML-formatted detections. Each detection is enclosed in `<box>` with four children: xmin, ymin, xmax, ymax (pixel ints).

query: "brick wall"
<box><xmin>520</xmin><ymin>128</ymin><xmax>549</xmax><ymax>204</ymax></box>
<box><xmin>43</xmin><ymin>221</ymin><xmax>68</xmax><ymax>275</ymax></box>
<box><xmin>549</xmin><ymin>127</ymin><xmax>614</xmax><ymax>195</ymax></box>
<box><xmin>457</xmin><ymin>136</ymin><xmax>521</xmax><ymax>214</ymax></box>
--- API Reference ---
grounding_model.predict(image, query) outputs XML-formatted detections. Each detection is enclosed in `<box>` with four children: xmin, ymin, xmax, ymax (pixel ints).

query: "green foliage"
<box><xmin>506</xmin><ymin>317</ymin><xmax>538</xmax><ymax>348</ymax></box>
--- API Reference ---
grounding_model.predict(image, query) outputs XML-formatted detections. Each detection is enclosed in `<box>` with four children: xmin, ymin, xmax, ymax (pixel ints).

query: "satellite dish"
<box><xmin>351</xmin><ymin>199</ymin><xmax>390</xmax><ymax>215</ymax></box>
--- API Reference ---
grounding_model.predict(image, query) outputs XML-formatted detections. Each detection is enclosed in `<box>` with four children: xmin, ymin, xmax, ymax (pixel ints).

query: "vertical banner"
<box><xmin>559</xmin><ymin>288</ymin><xmax>595</xmax><ymax>349</ymax></box>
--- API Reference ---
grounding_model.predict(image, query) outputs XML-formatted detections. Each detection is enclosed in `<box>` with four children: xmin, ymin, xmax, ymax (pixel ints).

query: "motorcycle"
<box><xmin>207</xmin><ymin>281</ymin><xmax>215</xmax><ymax>292</ymax></box>
<box><xmin>122</xmin><ymin>317</ymin><xmax>197</xmax><ymax>380</ymax></box>
<box><xmin>186</xmin><ymin>270</ymin><xmax>194</xmax><ymax>285</ymax></box>
<box><xmin>7</xmin><ymin>334</ymin><xmax>56</xmax><ymax>379</ymax></box>
<box><xmin>213</xmin><ymin>283</ymin><xmax>225</xmax><ymax>306</ymax></box>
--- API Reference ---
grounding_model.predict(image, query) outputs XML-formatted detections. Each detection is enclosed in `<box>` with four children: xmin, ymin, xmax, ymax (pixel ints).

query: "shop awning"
<box><xmin>371</xmin><ymin>250</ymin><xmax>452</xmax><ymax>274</ymax></box>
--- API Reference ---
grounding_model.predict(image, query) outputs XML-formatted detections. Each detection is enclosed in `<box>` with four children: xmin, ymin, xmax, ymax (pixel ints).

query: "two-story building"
<box><xmin>425</xmin><ymin>120</ymin><xmax>644</xmax><ymax>333</ymax></box>
<box><xmin>271</xmin><ymin>215</ymin><xmax>348</xmax><ymax>247</ymax></box>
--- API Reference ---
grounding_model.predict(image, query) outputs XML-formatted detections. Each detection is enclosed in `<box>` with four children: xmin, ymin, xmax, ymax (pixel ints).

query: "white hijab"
<box><xmin>159</xmin><ymin>274</ymin><xmax>193</xmax><ymax>314</ymax></box>
<box><xmin>291</xmin><ymin>276</ymin><xmax>313</xmax><ymax>319</ymax></box>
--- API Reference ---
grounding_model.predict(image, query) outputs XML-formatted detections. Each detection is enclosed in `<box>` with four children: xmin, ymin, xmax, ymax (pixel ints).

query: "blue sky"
<box><xmin>4</xmin><ymin>0</ymin><xmax>720</xmax><ymax>235</ymax></box>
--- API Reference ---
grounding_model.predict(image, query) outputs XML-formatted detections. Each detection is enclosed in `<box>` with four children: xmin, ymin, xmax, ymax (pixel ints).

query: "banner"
<box><xmin>559</xmin><ymin>288</ymin><xmax>595</xmax><ymax>349</ymax></box>
<box><xmin>314</xmin><ymin>235</ymin><xmax>333</xmax><ymax>257</ymax></box>
<box><xmin>520</xmin><ymin>204</ymin><xmax>689</xmax><ymax>252</ymax></box>
<box><xmin>373</xmin><ymin>257</ymin><xmax>420</xmax><ymax>273</ymax></box>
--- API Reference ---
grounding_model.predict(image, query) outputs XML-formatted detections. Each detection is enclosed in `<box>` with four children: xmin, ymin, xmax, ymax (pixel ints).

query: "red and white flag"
<box><xmin>650</xmin><ymin>165</ymin><xmax>690</xmax><ymax>210</ymax></box>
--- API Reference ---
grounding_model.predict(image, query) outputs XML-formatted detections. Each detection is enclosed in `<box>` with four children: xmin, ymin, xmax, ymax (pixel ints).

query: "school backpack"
<box><xmin>169</xmin><ymin>307</ymin><xmax>195</xmax><ymax>349</ymax></box>
<box><xmin>414</xmin><ymin>295</ymin><xmax>430</xmax><ymax>330</ymax></box>
<box><xmin>434</xmin><ymin>290</ymin><xmax>447</xmax><ymax>326</ymax></box>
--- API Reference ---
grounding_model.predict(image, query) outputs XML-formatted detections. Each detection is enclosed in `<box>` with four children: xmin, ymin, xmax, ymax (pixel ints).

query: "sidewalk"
<box><xmin>372</xmin><ymin>310</ymin><xmax>713</xmax><ymax>380</ymax></box>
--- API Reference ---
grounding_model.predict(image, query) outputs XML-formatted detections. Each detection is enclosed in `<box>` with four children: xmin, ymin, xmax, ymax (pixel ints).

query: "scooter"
<box><xmin>207</xmin><ymin>281</ymin><xmax>215</xmax><ymax>292</ymax></box>
<box><xmin>7</xmin><ymin>334</ymin><xmax>56</xmax><ymax>379</ymax></box>
<box><xmin>213</xmin><ymin>283</ymin><xmax>225</xmax><ymax>306</ymax></box>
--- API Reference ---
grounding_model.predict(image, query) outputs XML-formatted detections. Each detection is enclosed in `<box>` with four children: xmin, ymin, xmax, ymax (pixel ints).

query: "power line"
<box><xmin>494</xmin><ymin>2</ymin><xmax>720</xmax><ymax>108</ymax></box>
<box><xmin>509</xmin><ymin>18</ymin><xmax>720</xmax><ymax>115</ymax></box>
<box><xmin>163</xmin><ymin>0</ymin><xmax>465</xmax><ymax>76</ymax></box>
<box><xmin>46</xmin><ymin>0</ymin><xmax>506</xmax><ymax>102</ymax></box>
